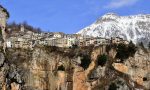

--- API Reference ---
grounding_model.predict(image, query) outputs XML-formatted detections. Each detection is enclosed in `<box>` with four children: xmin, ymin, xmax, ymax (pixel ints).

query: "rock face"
<box><xmin>0</xmin><ymin>5</ymin><xmax>9</xmax><ymax>53</ymax></box>
<box><xmin>77</xmin><ymin>13</ymin><xmax>150</xmax><ymax>45</ymax></box>
<box><xmin>0</xmin><ymin>53</ymin><xmax>5</xmax><ymax>66</ymax></box>
<box><xmin>113</xmin><ymin>49</ymin><xmax>150</xmax><ymax>89</ymax></box>
<box><xmin>112</xmin><ymin>63</ymin><xmax>128</xmax><ymax>73</ymax></box>
<box><xmin>0</xmin><ymin>45</ymin><xmax>150</xmax><ymax>90</ymax></box>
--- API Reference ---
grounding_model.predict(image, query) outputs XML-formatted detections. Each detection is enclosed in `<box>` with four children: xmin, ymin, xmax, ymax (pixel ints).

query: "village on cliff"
<box><xmin>0</xmin><ymin>5</ymin><xmax>129</xmax><ymax>50</ymax></box>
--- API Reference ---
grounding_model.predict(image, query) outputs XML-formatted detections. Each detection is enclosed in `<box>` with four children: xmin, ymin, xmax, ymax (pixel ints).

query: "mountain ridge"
<box><xmin>77</xmin><ymin>13</ymin><xmax>150</xmax><ymax>45</ymax></box>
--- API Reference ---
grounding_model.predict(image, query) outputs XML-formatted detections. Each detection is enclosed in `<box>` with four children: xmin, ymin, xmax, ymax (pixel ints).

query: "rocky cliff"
<box><xmin>0</xmin><ymin>45</ymin><xmax>149</xmax><ymax>90</ymax></box>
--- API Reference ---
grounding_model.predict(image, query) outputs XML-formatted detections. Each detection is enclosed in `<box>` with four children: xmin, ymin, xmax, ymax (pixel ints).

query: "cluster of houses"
<box><xmin>3</xmin><ymin>25</ymin><xmax>129</xmax><ymax>49</ymax></box>
<box><xmin>0</xmin><ymin>5</ymin><xmax>129</xmax><ymax>49</ymax></box>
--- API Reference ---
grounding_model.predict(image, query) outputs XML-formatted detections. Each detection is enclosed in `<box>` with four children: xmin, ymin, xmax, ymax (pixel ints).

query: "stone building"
<box><xmin>55</xmin><ymin>38</ymin><xmax>67</xmax><ymax>47</ymax></box>
<box><xmin>65</xmin><ymin>34</ymin><xmax>78</xmax><ymax>47</ymax></box>
<box><xmin>85</xmin><ymin>38</ymin><xmax>91</xmax><ymax>46</ymax></box>
<box><xmin>111</xmin><ymin>37</ymin><xmax>123</xmax><ymax>44</ymax></box>
<box><xmin>111</xmin><ymin>37</ymin><xmax>129</xmax><ymax>44</ymax></box>
<box><xmin>53</xmin><ymin>32</ymin><xmax>65</xmax><ymax>38</ymax></box>
<box><xmin>123</xmin><ymin>40</ymin><xmax>129</xmax><ymax>44</ymax></box>
<box><xmin>78</xmin><ymin>38</ymin><xmax>85</xmax><ymax>47</ymax></box>
<box><xmin>94</xmin><ymin>37</ymin><xmax>110</xmax><ymax>46</ymax></box>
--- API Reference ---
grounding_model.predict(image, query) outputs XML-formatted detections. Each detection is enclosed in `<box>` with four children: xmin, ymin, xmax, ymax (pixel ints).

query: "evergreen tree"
<box><xmin>0</xmin><ymin>27</ymin><xmax>2</xmax><ymax>40</ymax></box>
<box><xmin>139</xmin><ymin>42</ymin><xmax>144</xmax><ymax>48</ymax></box>
<box><xmin>97</xmin><ymin>54</ymin><xmax>108</xmax><ymax>66</ymax></box>
<box><xmin>80</xmin><ymin>54</ymin><xmax>91</xmax><ymax>70</ymax></box>
<box><xmin>58</xmin><ymin>65</ymin><xmax>65</xmax><ymax>71</ymax></box>
<box><xmin>116</xmin><ymin>43</ymin><xmax>128</xmax><ymax>62</ymax></box>
<box><xmin>128</xmin><ymin>41</ymin><xmax>137</xmax><ymax>57</ymax></box>
<box><xmin>148</xmin><ymin>42</ymin><xmax>150</xmax><ymax>49</ymax></box>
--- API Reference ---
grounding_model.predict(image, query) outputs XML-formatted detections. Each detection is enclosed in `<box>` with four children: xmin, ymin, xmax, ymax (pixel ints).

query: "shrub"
<box><xmin>127</xmin><ymin>41</ymin><xmax>137</xmax><ymax>57</ymax></box>
<box><xmin>57</xmin><ymin>65</ymin><xmax>65</xmax><ymax>71</ymax></box>
<box><xmin>0</xmin><ymin>28</ymin><xmax>2</xmax><ymax>40</ymax></box>
<box><xmin>116</xmin><ymin>43</ymin><xmax>128</xmax><ymax>62</ymax></box>
<box><xmin>143</xmin><ymin>77</ymin><xmax>148</xmax><ymax>81</ymax></box>
<box><xmin>106</xmin><ymin>45</ymin><xmax>111</xmax><ymax>53</ymax></box>
<box><xmin>115</xmin><ymin>41</ymin><xmax>137</xmax><ymax>62</ymax></box>
<box><xmin>108</xmin><ymin>83</ymin><xmax>118</xmax><ymax>90</ymax></box>
<box><xmin>106</xmin><ymin>44</ymin><xmax>117</xmax><ymax>53</ymax></box>
<box><xmin>80</xmin><ymin>54</ymin><xmax>91</xmax><ymax>70</ymax></box>
<box><xmin>148</xmin><ymin>42</ymin><xmax>150</xmax><ymax>49</ymax></box>
<box><xmin>138</xmin><ymin>42</ymin><xmax>144</xmax><ymax>48</ymax></box>
<box><xmin>0</xmin><ymin>27</ymin><xmax>2</xmax><ymax>34</ymax></box>
<box><xmin>97</xmin><ymin>54</ymin><xmax>108</xmax><ymax>67</ymax></box>
<box><xmin>72</xmin><ymin>44</ymin><xmax>78</xmax><ymax>49</ymax></box>
<box><xmin>44</xmin><ymin>46</ymin><xmax>58</xmax><ymax>53</ymax></box>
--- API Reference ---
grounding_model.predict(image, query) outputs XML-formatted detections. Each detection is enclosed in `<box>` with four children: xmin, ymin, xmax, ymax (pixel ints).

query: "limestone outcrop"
<box><xmin>0</xmin><ymin>5</ymin><xmax>9</xmax><ymax>53</ymax></box>
<box><xmin>0</xmin><ymin>45</ymin><xmax>149</xmax><ymax>90</ymax></box>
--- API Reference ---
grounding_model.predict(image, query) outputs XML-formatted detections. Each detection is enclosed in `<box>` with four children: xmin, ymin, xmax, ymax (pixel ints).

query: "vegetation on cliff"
<box><xmin>148</xmin><ymin>42</ymin><xmax>150</xmax><ymax>49</ymax></box>
<box><xmin>80</xmin><ymin>54</ymin><xmax>91</xmax><ymax>70</ymax></box>
<box><xmin>106</xmin><ymin>41</ymin><xmax>137</xmax><ymax>62</ymax></box>
<box><xmin>7</xmin><ymin>22</ymin><xmax>42</xmax><ymax>34</ymax></box>
<box><xmin>97</xmin><ymin>54</ymin><xmax>108</xmax><ymax>67</ymax></box>
<box><xmin>0</xmin><ymin>43</ymin><xmax>149</xmax><ymax>90</ymax></box>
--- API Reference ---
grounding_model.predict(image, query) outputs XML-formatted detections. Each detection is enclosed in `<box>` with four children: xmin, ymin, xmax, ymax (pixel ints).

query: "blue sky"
<box><xmin>0</xmin><ymin>0</ymin><xmax>150</xmax><ymax>34</ymax></box>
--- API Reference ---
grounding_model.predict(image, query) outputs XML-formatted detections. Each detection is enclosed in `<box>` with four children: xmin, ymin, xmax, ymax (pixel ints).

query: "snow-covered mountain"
<box><xmin>77</xmin><ymin>13</ymin><xmax>150</xmax><ymax>45</ymax></box>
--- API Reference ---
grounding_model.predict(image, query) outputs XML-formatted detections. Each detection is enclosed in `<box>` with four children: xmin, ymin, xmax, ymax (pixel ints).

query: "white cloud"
<box><xmin>104</xmin><ymin>0</ymin><xmax>139</xmax><ymax>9</ymax></box>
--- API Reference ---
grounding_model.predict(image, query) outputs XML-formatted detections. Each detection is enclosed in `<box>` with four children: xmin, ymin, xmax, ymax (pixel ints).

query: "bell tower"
<box><xmin>20</xmin><ymin>24</ymin><xmax>25</xmax><ymax>32</ymax></box>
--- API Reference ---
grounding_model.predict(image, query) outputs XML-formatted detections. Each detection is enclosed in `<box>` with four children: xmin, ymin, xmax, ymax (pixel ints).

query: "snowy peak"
<box><xmin>101</xmin><ymin>13</ymin><xmax>119</xmax><ymax>20</ymax></box>
<box><xmin>77</xmin><ymin>13</ymin><xmax>150</xmax><ymax>45</ymax></box>
<box><xmin>95</xmin><ymin>13</ymin><xmax>119</xmax><ymax>24</ymax></box>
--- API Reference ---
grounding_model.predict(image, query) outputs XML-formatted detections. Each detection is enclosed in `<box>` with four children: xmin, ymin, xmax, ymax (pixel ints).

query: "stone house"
<box><xmin>14</xmin><ymin>41</ymin><xmax>21</xmax><ymax>48</ymax></box>
<box><xmin>85</xmin><ymin>38</ymin><xmax>91</xmax><ymax>46</ymax></box>
<box><xmin>43</xmin><ymin>32</ymin><xmax>53</xmax><ymax>39</ymax></box>
<box><xmin>38</xmin><ymin>39</ymin><xmax>48</xmax><ymax>46</ymax></box>
<box><xmin>23</xmin><ymin>33</ymin><xmax>32</xmax><ymax>40</ymax></box>
<box><xmin>111</xmin><ymin>37</ymin><xmax>124</xmax><ymax>44</ymax></box>
<box><xmin>97</xmin><ymin>38</ymin><xmax>110</xmax><ymax>45</ymax></box>
<box><xmin>47</xmin><ymin>39</ymin><xmax>56</xmax><ymax>46</ymax></box>
<box><xmin>22</xmin><ymin>40</ymin><xmax>32</xmax><ymax>49</ymax></box>
<box><xmin>7</xmin><ymin>37</ymin><xmax>16</xmax><ymax>47</ymax></box>
<box><xmin>84</xmin><ymin>37</ymin><xmax>109</xmax><ymax>46</ymax></box>
<box><xmin>78</xmin><ymin>35</ymin><xmax>93</xmax><ymax>46</ymax></box>
<box><xmin>6</xmin><ymin>40</ymin><xmax>12</xmax><ymax>48</ymax></box>
<box><xmin>32</xmin><ymin>33</ymin><xmax>39</xmax><ymax>40</ymax></box>
<box><xmin>123</xmin><ymin>40</ymin><xmax>129</xmax><ymax>44</ymax></box>
<box><xmin>12</xmin><ymin>37</ymin><xmax>23</xmax><ymax>48</ymax></box>
<box><xmin>7</xmin><ymin>37</ymin><xmax>32</xmax><ymax>49</ymax></box>
<box><xmin>89</xmin><ymin>38</ymin><xmax>95</xmax><ymax>45</ymax></box>
<box><xmin>78</xmin><ymin>38</ymin><xmax>85</xmax><ymax>47</ymax></box>
<box><xmin>53</xmin><ymin>38</ymin><xmax>67</xmax><ymax>47</ymax></box>
<box><xmin>0</xmin><ymin>40</ymin><xmax>2</xmax><ymax>47</ymax></box>
<box><xmin>32</xmin><ymin>33</ymin><xmax>45</xmax><ymax>40</ymax></box>
<box><xmin>26</xmin><ymin>31</ymin><xmax>33</xmax><ymax>36</ymax></box>
<box><xmin>65</xmin><ymin>34</ymin><xmax>78</xmax><ymax>47</ymax></box>
<box><xmin>53</xmin><ymin>32</ymin><xmax>65</xmax><ymax>39</ymax></box>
